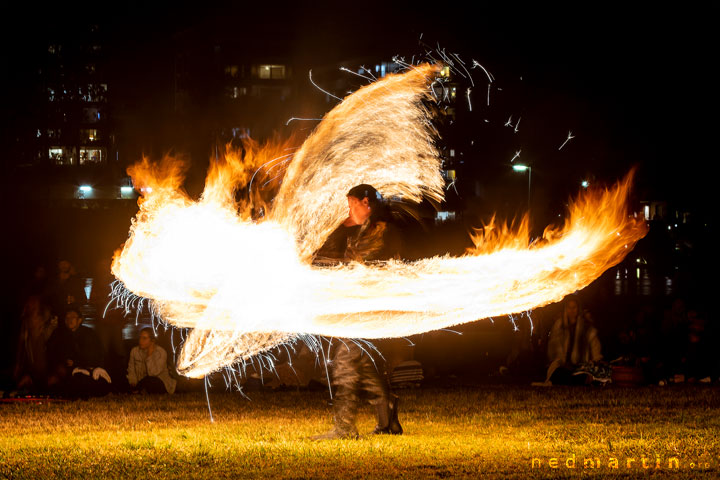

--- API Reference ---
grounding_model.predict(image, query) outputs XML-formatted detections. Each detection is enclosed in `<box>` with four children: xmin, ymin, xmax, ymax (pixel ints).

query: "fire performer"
<box><xmin>312</xmin><ymin>184</ymin><xmax>403</xmax><ymax>440</ymax></box>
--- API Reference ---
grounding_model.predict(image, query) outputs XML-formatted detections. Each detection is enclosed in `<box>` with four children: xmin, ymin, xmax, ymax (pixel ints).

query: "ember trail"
<box><xmin>112</xmin><ymin>64</ymin><xmax>647</xmax><ymax>378</ymax></box>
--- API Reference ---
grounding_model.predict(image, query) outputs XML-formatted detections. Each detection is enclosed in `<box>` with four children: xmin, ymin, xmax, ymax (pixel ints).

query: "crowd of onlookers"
<box><xmin>10</xmin><ymin>259</ymin><xmax>177</xmax><ymax>399</ymax></box>
<box><xmin>515</xmin><ymin>294</ymin><xmax>716</xmax><ymax>387</ymax></box>
<box><xmin>4</xmin><ymin>256</ymin><xmax>717</xmax><ymax>399</ymax></box>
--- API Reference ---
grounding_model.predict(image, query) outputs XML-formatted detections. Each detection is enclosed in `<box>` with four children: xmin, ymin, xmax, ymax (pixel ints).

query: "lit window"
<box><xmin>80</xmin><ymin>129</ymin><xmax>99</xmax><ymax>142</ymax></box>
<box><xmin>449</xmin><ymin>149</ymin><xmax>455</xmax><ymax>157</ymax></box>
<box><xmin>47</xmin><ymin>128</ymin><xmax>61</xmax><ymax>140</ymax></box>
<box><xmin>644</xmin><ymin>205</ymin><xmax>650</xmax><ymax>219</ymax></box>
<box><xmin>440</xmin><ymin>66</ymin><xmax>450</xmax><ymax>77</ymax></box>
<box><xmin>435</xmin><ymin>211</ymin><xmax>456</xmax><ymax>223</ymax></box>
<box><xmin>231</xmin><ymin>127</ymin><xmax>250</xmax><ymax>139</ymax></box>
<box><xmin>227</xmin><ymin>86</ymin><xmax>248</xmax><ymax>99</ymax></box>
<box><xmin>224</xmin><ymin>65</ymin><xmax>239</xmax><ymax>77</ymax></box>
<box><xmin>79</xmin><ymin>147</ymin><xmax>105</xmax><ymax>165</ymax></box>
<box><xmin>258</xmin><ymin>64</ymin><xmax>286</xmax><ymax>79</ymax></box>
<box><xmin>50</xmin><ymin>146</ymin><xmax>74</xmax><ymax>165</ymax></box>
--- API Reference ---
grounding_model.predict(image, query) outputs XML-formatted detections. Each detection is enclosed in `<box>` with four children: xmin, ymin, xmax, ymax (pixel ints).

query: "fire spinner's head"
<box><xmin>346</xmin><ymin>184</ymin><xmax>381</xmax><ymax>226</ymax></box>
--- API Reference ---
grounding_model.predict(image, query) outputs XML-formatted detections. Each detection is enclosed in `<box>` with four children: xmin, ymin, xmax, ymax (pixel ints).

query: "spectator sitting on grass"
<box><xmin>127</xmin><ymin>328</ymin><xmax>176</xmax><ymax>394</ymax></box>
<box><xmin>544</xmin><ymin>295</ymin><xmax>603</xmax><ymax>385</ymax></box>
<box><xmin>13</xmin><ymin>296</ymin><xmax>57</xmax><ymax>393</ymax></box>
<box><xmin>46</xmin><ymin>306</ymin><xmax>111</xmax><ymax>398</ymax></box>
<box><xmin>48</xmin><ymin>260</ymin><xmax>85</xmax><ymax>318</ymax></box>
<box><xmin>680</xmin><ymin>309</ymin><xmax>713</xmax><ymax>383</ymax></box>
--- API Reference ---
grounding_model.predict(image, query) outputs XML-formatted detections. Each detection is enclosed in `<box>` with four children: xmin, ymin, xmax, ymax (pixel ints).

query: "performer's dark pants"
<box><xmin>330</xmin><ymin>340</ymin><xmax>389</xmax><ymax>436</ymax></box>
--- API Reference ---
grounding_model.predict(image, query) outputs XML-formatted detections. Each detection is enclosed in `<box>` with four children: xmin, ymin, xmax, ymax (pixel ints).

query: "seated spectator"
<box><xmin>681</xmin><ymin>309</ymin><xmax>713</xmax><ymax>382</ymax></box>
<box><xmin>91</xmin><ymin>256</ymin><xmax>127</xmax><ymax>385</ymax></box>
<box><xmin>127</xmin><ymin>328</ymin><xmax>176</xmax><ymax>394</ymax></box>
<box><xmin>13</xmin><ymin>296</ymin><xmax>57</xmax><ymax>393</ymax></box>
<box><xmin>48</xmin><ymin>260</ymin><xmax>86</xmax><ymax>318</ymax></box>
<box><xmin>544</xmin><ymin>296</ymin><xmax>603</xmax><ymax>385</ymax></box>
<box><xmin>615</xmin><ymin>303</ymin><xmax>662</xmax><ymax>383</ymax></box>
<box><xmin>47</xmin><ymin>306</ymin><xmax>110</xmax><ymax>398</ymax></box>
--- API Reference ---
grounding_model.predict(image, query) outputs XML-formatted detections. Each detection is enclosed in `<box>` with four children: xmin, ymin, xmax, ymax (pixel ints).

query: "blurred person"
<box><xmin>659</xmin><ymin>297</ymin><xmax>689</xmax><ymax>375</ymax></box>
<box><xmin>681</xmin><ymin>310</ymin><xmax>713</xmax><ymax>382</ymax></box>
<box><xmin>614</xmin><ymin>303</ymin><xmax>663</xmax><ymax>383</ymax></box>
<box><xmin>127</xmin><ymin>327</ymin><xmax>176</xmax><ymax>394</ymax></box>
<box><xmin>543</xmin><ymin>296</ymin><xmax>603</xmax><ymax>385</ymax></box>
<box><xmin>48</xmin><ymin>260</ymin><xmax>86</xmax><ymax>318</ymax></box>
<box><xmin>311</xmin><ymin>184</ymin><xmax>403</xmax><ymax>440</ymax></box>
<box><xmin>13</xmin><ymin>296</ymin><xmax>57</xmax><ymax>393</ymax></box>
<box><xmin>24</xmin><ymin>265</ymin><xmax>51</xmax><ymax>300</ymax></box>
<box><xmin>47</xmin><ymin>306</ymin><xmax>110</xmax><ymax>398</ymax></box>
<box><xmin>91</xmin><ymin>257</ymin><xmax>127</xmax><ymax>385</ymax></box>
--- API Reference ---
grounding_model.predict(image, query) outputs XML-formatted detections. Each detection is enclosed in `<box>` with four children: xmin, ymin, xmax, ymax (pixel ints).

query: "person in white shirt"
<box><xmin>127</xmin><ymin>327</ymin><xmax>176</xmax><ymax>394</ymax></box>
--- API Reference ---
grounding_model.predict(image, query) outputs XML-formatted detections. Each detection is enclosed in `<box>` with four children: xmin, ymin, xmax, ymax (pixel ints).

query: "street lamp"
<box><xmin>512</xmin><ymin>164</ymin><xmax>531</xmax><ymax>211</ymax></box>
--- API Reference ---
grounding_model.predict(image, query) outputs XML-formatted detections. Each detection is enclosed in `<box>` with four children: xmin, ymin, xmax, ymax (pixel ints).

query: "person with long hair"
<box><xmin>544</xmin><ymin>295</ymin><xmax>603</xmax><ymax>385</ymax></box>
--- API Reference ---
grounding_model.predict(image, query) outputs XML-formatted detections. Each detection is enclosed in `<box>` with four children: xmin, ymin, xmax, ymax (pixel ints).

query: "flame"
<box><xmin>112</xmin><ymin>64</ymin><xmax>647</xmax><ymax>378</ymax></box>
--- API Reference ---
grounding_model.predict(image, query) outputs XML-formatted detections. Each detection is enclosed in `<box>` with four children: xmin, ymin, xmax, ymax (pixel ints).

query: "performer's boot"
<box><xmin>311</xmin><ymin>399</ymin><xmax>359</xmax><ymax>440</ymax></box>
<box><xmin>371</xmin><ymin>394</ymin><xmax>402</xmax><ymax>435</ymax></box>
<box><xmin>388</xmin><ymin>394</ymin><xmax>403</xmax><ymax>435</ymax></box>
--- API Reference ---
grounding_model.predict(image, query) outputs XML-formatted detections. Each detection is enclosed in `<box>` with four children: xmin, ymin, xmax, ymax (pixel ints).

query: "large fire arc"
<box><xmin>112</xmin><ymin>63</ymin><xmax>647</xmax><ymax>378</ymax></box>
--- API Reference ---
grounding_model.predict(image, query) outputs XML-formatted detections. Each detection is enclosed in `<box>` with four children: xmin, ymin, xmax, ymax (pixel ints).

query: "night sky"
<box><xmin>0</xmin><ymin>3</ymin><xmax>713</xmax><ymax>212</ymax></box>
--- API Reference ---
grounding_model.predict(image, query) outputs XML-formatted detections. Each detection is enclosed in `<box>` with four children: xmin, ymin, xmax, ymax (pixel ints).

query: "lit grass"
<box><xmin>1</xmin><ymin>386</ymin><xmax>718</xmax><ymax>479</ymax></box>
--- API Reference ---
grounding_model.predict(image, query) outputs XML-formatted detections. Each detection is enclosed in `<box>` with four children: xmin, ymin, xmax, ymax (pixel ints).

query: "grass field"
<box><xmin>1</xmin><ymin>385</ymin><xmax>718</xmax><ymax>479</ymax></box>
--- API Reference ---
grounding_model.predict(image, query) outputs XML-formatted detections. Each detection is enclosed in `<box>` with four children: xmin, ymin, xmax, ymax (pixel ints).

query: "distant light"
<box><xmin>121</xmin><ymin>186</ymin><xmax>133</xmax><ymax>194</ymax></box>
<box><xmin>79</xmin><ymin>185</ymin><xmax>92</xmax><ymax>193</ymax></box>
<box><xmin>667</xmin><ymin>226</ymin><xmax>671</xmax><ymax>230</ymax></box>
<box><xmin>512</xmin><ymin>164</ymin><xmax>529</xmax><ymax>172</ymax></box>
<box><xmin>140</xmin><ymin>187</ymin><xmax>153</xmax><ymax>194</ymax></box>
<box><xmin>581</xmin><ymin>180</ymin><xmax>589</xmax><ymax>188</ymax></box>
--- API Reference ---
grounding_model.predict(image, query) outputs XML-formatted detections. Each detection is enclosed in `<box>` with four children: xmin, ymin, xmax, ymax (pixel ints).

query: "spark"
<box><xmin>204</xmin><ymin>377</ymin><xmax>214</xmax><ymax>422</ymax></box>
<box><xmin>466</xmin><ymin>88</ymin><xmax>472</xmax><ymax>111</ymax></box>
<box><xmin>308</xmin><ymin>69</ymin><xmax>342</xmax><ymax>102</ymax></box>
<box><xmin>487</xmin><ymin>83</ymin><xmax>491</xmax><ymax>106</ymax></box>
<box><xmin>510</xmin><ymin>150</ymin><xmax>522</xmax><ymax>163</ymax></box>
<box><xmin>113</xmin><ymin>64</ymin><xmax>647</xmax><ymax>378</ymax></box>
<box><xmin>559</xmin><ymin>130</ymin><xmax>575</xmax><ymax>150</ymax></box>
<box><xmin>471</xmin><ymin>60</ymin><xmax>495</xmax><ymax>82</ymax></box>
<box><xmin>340</xmin><ymin>66</ymin><xmax>376</xmax><ymax>83</ymax></box>
<box><xmin>285</xmin><ymin>117</ymin><xmax>323</xmax><ymax>126</ymax></box>
<box><xmin>505</xmin><ymin>116</ymin><xmax>514</xmax><ymax>127</ymax></box>
<box><xmin>514</xmin><ymin>117</ymin><xmax>521</xmax><ymax>133</ymax></box>
<box><xmin>450</xmin><ymin>52</ymin><xmax>473</xmax><ymax>86</ymax></box>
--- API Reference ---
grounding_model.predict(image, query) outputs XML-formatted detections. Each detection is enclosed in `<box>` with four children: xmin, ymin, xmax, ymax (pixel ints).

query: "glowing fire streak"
<box><xmin>112</xmin><ymin>64</ymin><xmax>647</xmax><ymax>378</ymax></box>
